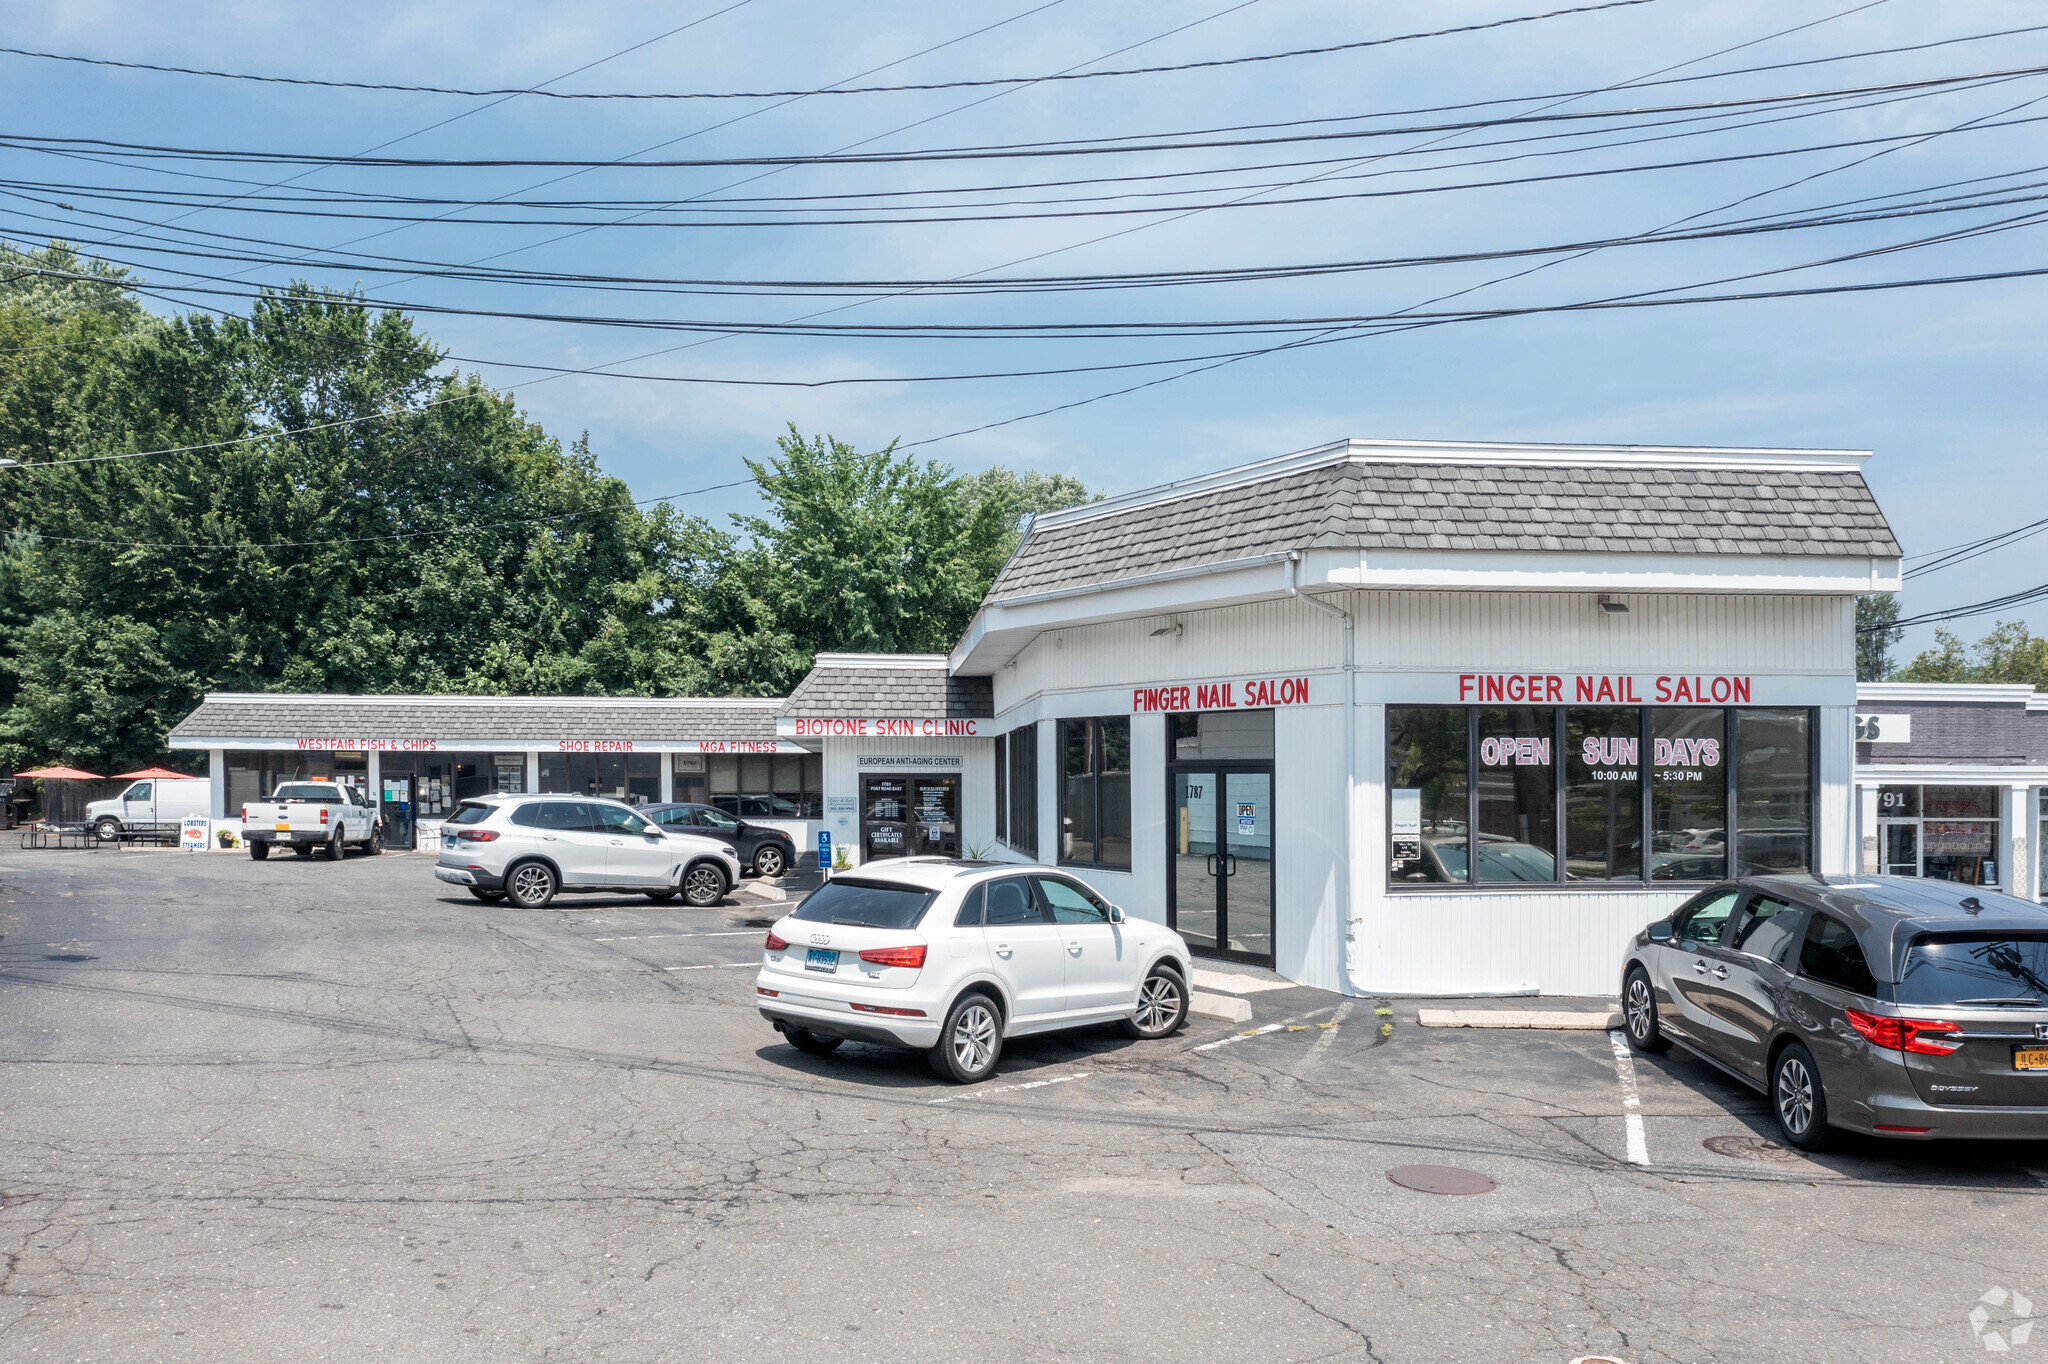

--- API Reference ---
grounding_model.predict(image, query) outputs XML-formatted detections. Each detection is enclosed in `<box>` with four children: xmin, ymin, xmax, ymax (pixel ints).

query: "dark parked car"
<box><xmin>643</xmin><ymin>803</ymin><xmax>797</xmax><ymax>878</ymax></box>
<box><xmin>1621</xmin><ymin>875</ymin><xmax>2048</xmax><ymax>1150</ymax></box>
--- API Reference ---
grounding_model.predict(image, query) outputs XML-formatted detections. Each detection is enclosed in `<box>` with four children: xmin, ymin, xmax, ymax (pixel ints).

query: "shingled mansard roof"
<box><xmin>988</xmin><ymin>438</ymin><xmax>1903</xmax><ymax>602</ymax></box>
<box><xmin>781</xmin><ymin>654</ymin><xmax>993</xmax><ymax>718</ymax></box>
<box><xmin>169</xmin><ymin>694</ymin><xmax>782</xmax><ymax>745</ymax></box>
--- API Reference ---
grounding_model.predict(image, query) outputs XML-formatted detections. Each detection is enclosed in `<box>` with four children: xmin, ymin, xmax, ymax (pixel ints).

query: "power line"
<box><xmin>9</xmin><ymin>67</ymin><xmax>2037</xmax><ymax>170</ymax></box>
<box><xmin>1868</xmin><ymin>583</ymin><xmax>2048</xmax><ymax>633</ymax></box>
<box><xmin>0</xmin><ymin>1</ymin><xmax>1668</xmax><ymax>100</ymax></box>
<box><xmin>1904</xmin><ymin>513</ymin><xmax>2048</xmax><ymax>578</ymax></box>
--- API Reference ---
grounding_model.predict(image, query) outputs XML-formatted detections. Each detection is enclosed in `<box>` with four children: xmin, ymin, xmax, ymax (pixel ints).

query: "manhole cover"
<box><xmin>1386</xmin><ymin>1164</ymin><xmax>1496</xmax><ymax>1195</ymax></box>
<box><xmin>1703</xmin><ymin>1134</ymin><xmax>1801</xmax><ymax>1163</ymax></box>
<box><xmin>41</xmin><ymin>953</ymin><xmax>94</xmax><ymax>963</ymax></box>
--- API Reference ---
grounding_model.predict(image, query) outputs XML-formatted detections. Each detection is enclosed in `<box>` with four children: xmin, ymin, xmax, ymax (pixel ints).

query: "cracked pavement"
<box><xmin>1</xmin><ymin>851</ymin><xmax>2044</xmax><ymax>1362</ymax></box>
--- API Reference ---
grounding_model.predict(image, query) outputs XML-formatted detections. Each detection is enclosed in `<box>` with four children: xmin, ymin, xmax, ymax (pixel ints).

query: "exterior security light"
<box><xmin>1598</xmin><ymin>595</ymin><xmax>1629</xmax><ymax>615</ymax></box>
<box><xmin>1149</xmin><ymin>622</ymin><xmax>1183</xmax><ymax>638</ymax></box>
<box><xmin>0</xmin><ymin>458</ymin><xmax>19</xmax><ymax>471</ymax></box>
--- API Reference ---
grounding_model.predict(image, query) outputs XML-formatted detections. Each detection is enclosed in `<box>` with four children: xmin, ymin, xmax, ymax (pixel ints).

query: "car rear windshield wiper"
<box><xmin>1953</xmin><ymin>996</ymin><xmax>2041</xmax><ymax>1006</ymax></box>
<box><xmin>830</xmin><ymin>917</ymin><xmax>886</xmax><ymax>928</ymax></box>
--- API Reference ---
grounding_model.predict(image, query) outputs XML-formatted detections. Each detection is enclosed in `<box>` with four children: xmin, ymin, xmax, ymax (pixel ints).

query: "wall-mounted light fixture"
<box><xmin>1598</xmin><ymin>595</ymin><xmax>1629</xmax><ymax>615</ymax></box>
<box><xmin>1148</xmin><ymin>620</ymin><xmax>1183</xmax><ymax>638</ymax></box>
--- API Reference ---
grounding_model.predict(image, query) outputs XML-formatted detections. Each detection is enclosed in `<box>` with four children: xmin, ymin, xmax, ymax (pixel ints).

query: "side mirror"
<box><xmin>1107</xmin><ymin>905</ymin><xmax>1126</xmax><ymax>924</ymax></box>
<box><xmin>1647</xmin><ymin>920</ymin><xmax>1674</xmax><ymax>942</ymax></box>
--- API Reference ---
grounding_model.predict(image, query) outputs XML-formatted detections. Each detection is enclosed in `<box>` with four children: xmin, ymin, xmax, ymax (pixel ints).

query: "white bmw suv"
<box><xmin>756</xmin><ymin>859</ymin><xmax>1194</xmax><ymax>1083</ymax></box>
<box><xmin>432</xmin><ymin>794</ymin><xmax>743</xmax><ymax>909</ymax></box>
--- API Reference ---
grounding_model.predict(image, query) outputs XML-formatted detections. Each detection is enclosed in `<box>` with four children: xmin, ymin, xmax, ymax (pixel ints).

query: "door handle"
<box><xmin>1206</xmin><ymin>854</ymin><xmax>1218</xmax><ymax>877</ymax></box>
<box><xmin>1693</xmin><ymin>959</ymin><xmax>1710</xmax><ymax>973</ymax></box>
<box><xmin>1066</xmin><ymin>940</ymin><xmax>1082</xmax><ymax>954</ymax></box>
<box><xmin>1225</xmin><ymin>854</ymin><xmax>1239</xmax><ymax>877</ymax></box>
<box><xmin>1711</xmin><ymin>966</ymin><xmax>1729</xmax><ymax>979</ymax></box>
<box><xmin>994</xmin><ymin>943</ymin><xmax>1013</xmax><ymax>958</ymax></box>
<box><xmin>542</xmin><ymin>835</ymin><xmax>557</xmax><ymax>842</ymax></box>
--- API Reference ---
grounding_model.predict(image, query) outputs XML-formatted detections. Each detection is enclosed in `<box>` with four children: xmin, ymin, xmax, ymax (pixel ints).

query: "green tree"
<box><xmin>724</xmin><ymin>428</ymin><xmax>1018</xmax><ymax>688</ymax></box>
<box><xmin>1895</xmin><ymin>620</ymin><xmax>2048</xmax><ymax>687</ymax></box>
<box><xmin>1856</xmin><ymin>592</ymin><xmax>1903</xmax><ymax>681</ymax></box>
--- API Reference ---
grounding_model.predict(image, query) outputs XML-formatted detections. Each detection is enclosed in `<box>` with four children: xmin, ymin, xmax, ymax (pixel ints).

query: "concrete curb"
<box><xmin>736</xmin><ymin>878</ymin><xmax>787</xmax><ymax>904</ymax></box>
<box><xmin>1189</xmin><ymin>991</ymin><xmax>1254</xmax><ymax>1024</ymax></box>
<box><xmin>1417</xmin><ymin>1008</ymin><xmax>1622</xmax><ymax>1030</ymax></box>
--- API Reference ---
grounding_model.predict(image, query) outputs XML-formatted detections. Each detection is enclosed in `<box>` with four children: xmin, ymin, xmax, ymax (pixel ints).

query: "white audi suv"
<box><xmin>755</xmin><ymin>859</ymin><xmax>1194</xmax><ymax>1082</ymax></box>
<box><xmin>432</xmin><ymin>794</ymin><xmax>743</xmax><ymax>908</ymax></box>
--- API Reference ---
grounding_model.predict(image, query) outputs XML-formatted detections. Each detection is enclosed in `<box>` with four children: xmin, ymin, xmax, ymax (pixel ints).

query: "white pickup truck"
<box><xmin>241</xmin><ymin>782</ymin><xmax>381</xmax><ymax>861</ymax></box>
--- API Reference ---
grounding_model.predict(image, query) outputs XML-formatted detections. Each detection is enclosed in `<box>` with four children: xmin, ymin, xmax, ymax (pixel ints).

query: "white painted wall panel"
<box><xmin>996</xmin><ymin>595</ymin><xmax>1342</xmax><ymax>715</ymax></box>
<box><xmin>1275</xmin><ymin>704</ymin><xmax>1345</xmax><ymax>992</ymax></box>
<box><xmin>1125</xmin><ymin>714</ymin><xmax>1168</xmax><ymax>924</ymax></box>
<box><xmin>1353</xmin><ymin>591</ymin><xmax>1853</xmax><ymax>673</ymax></box>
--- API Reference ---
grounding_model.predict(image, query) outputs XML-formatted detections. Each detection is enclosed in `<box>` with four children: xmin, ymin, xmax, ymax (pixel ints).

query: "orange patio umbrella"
<box><xmin>111</xmin><ymin>766</ymin><xmax>197</xmax><ymax>780</ymax></box>
<box><xmin>16</xmin><ymin>765</ymin><xmax>106</xmax><ymax>780</ymax></box>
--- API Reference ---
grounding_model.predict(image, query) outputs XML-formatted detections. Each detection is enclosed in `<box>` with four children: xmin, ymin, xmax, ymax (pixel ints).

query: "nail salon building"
<box><xmin>168</xmin><ymin>437</ymin><xmax>1905</xmax><ymax>998</ymax></box>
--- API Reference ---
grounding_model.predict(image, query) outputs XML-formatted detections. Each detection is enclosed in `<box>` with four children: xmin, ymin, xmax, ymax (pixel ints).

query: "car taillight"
<box><xmin>764</xmin><ymin>932</ymin><xmax>788</xmax><ymax>951</ymax></box>
<box><xmin>857</xmin><ymin>944</ymin><xmax>927</xmax><ymax>969</ymax></box>
<box><xmin>239</xmin><ymin>806</ymin><xmax>247</xmax><ymax>821</ymax></box>
<box><xmin>850</xmin><ymin>1002</ymin><xmax>927</xmax><ymax>1017</ymax></box>
<box><xmin>319</xmin><ymin>807</ymin><xmax>329</xmax><ymax>823</ymax></box>
<box><xmin>1846</xmin><ymin>1008</ymin><xmax>1962</xmax><ymax>1055</ymax></box>
<box><xmin>757</xmin><ymin>987</ymin><xmax>779</xmax><ymax>998</ymax></box>
<box><xmin>456</xmin><ymin>829</ymin><xmax>499</xmax><ymax>842</ymax></box>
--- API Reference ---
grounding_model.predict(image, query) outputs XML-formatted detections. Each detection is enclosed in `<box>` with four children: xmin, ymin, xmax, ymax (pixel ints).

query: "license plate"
<box><xmin>2015</xmin><ymin>1047</ymin><xmax>2048</xmax><ymax>1071</ymax></box>
<box><xmin>443</xmin><ymin>836</ymin><xmax>456</xmax><ymax>848</ymax></box>
<box><xmin>805</xmin><ymin>948</ymin><xmax>839</xmax><ymax>973</ymax></box>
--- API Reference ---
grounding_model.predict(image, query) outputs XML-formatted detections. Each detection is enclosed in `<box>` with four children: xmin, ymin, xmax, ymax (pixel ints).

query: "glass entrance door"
<box><xmin>1880</xmin><ymin>820</ymin><xmax>1919</xmax><ymax>877</ymax></box>
<box><xmin>1169</xmin><ymin>764</ymin><xmax>1275</xmax><ymax>966</ymax></box>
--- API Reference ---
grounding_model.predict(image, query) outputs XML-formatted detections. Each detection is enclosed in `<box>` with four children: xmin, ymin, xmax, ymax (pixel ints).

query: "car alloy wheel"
<box><xmin>949</xmin><ymin>1000</ymin><xmax>999</xmax><ymax>1077</ymax></box>
<box><xmin>753</xmin><ymin>845</ymin><xmax>786</xmax><ymax>878</ymax></box>
<box><xmin>93</xmin><ymin>818</ymin><xmax>119</xmax><ymax>843</ymax></box>
<box><xmin>1772</xmin><ymin>1042</ymin><xmax>1831</xmax><ymax>1151</ymax></box>
<box><xmin>1122</xmin><ymin>966</ymin><xmax>1187</xmax><ymax>1039</ymax></box>
<box><xmin>682</xmin><ymin>865</ymin><xmax>725</xmax><ymax>907</ymax></box>
<box><xmin>508</xmin><ymin>862</ymin><xmax>556</xmax><ymax>909</ymax></box>
<box><xmin>1778</xmin><ymin>1058</ymin><xmax>1813</xmax><ymax>1133</ymax></box>
<box><xmin>1622</xmin><ymin>968</ymin><xmax>1669</xmax><ymax>1053</ymax></box>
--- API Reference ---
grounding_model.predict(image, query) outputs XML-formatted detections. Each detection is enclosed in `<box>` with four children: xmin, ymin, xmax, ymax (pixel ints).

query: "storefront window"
<box><xmin>1476</xmin><ymin>707</ymin><xmax>1557</xmax><ymax>882</ymax></box>
<box><xmin>1650</xmin><ymin>709</ymin><xmax>1727</xmax><ymax>882</ymax></box>
<box><xmin>1059</xmin><ymin>717</ymin><xmax>1130</xmax><ymax>870</ymax></box>
<box><xmin>1565</xmin><ymin>708</ymin><xmax>1641</xmax><ymax>881</ymax></box>
<box><xmin>1922</xmin><ymin>786</ymin><xmax>2001</xmax><ymax>885</ymax></box>
<box><xmin>994</xmin><ymin>734</ymin><xmax>1008</xmax><ymax>842</ymax></box>
<box><xmin>678</xmin><ymin>753</ymin><xmax>822</xmax><ymax>818</ymax></box>
<box><xmin>1388</xmin><ymin>705</ymin><xmax>1813</xmax><ymax>890</ymax></box>
<box><xmin>1735</xmin><ymin>708</ymin><xmax>1812</xmax><ymax>874</ymax></box>
<box><xmin>1387</xmin><ymin>707</ymin><xmax>1469</xmax><ymax>883</ymax></box>
<box><xmin>1006</xmin><ymin>727</ymin><xmax>1038</xmax><ymax>858</ymax></box>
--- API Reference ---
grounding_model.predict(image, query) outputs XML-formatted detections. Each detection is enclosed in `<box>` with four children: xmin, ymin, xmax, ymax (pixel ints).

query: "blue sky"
<box><xmin>5</xmin><ymin>0</ymin><xmax>2046</xmax><ymax>665</ymax></box>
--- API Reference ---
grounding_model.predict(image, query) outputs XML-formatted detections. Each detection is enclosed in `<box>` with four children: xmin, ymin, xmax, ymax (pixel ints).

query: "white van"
<box><xmin>86</xmin><ymin>778</ymin><xmax>210</xmax><ymax>842</ymax></box>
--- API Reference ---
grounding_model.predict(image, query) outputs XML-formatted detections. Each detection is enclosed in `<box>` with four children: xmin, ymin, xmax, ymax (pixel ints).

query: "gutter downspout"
<box><xmin>1287</xmin><ymin>553</ymin><xmax>1360</xmax><ymax>996</ymax></box>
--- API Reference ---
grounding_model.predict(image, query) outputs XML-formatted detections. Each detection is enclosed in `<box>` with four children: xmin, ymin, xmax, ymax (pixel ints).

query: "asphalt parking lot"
<box><xmin>3</xmin><ymin>849</ymin><xmax>2045</xmax><ymax>1363</ymax></box>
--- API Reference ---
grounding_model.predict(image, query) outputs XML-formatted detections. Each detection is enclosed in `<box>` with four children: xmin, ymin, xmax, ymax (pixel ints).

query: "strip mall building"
<box><xmin>171</xmin><ymin>438</ymin><xmax>1909</xmax><ymax>997</ymax></box>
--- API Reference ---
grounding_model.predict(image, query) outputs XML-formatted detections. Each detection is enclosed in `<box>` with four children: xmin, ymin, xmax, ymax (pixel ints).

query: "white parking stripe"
<box><xmin>929</xmin><ymin>1072</ymin><xmax>1091</xmax><ymax>1105</ymax></box>
<box><xmin>662</xmin><ymin>963</ymin><xmax>757</xmax><ymax>971</ymax></box>
<box><xmin>591</xmin><ymin>931</ymin><xmax>763</xmax><ymax>942</ymax></box>
<box><xmin>1608</xmin><ymin>1029</ymin><xmax>1651</xmax><ymax>1166</ymax></box>
<box><xmin>1192</xmin><ymin>1023</ymin><xmax>1286</xmax><ymax>1052</ymax></box>
<box><xmin>1301</xmin><ymin>1001</ymin><xmax>1354</xmax><ymax>1067</ymax></box>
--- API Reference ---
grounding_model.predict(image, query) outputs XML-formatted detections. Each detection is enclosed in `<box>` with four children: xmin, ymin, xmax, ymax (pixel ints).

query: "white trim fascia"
<box><xmin>1856</xmin><ymin>682</ymin><xmax>2038</xmax><ymax>704</ymax></box>
<box><xmin>809</xmin><ymin>653</ymin><xmax>949</xmax><ymax>669</ymax></box>
<box><xmin>1023</xmin><ymin>436</ymin><xmax>1874</xmax><ymax>536</ymax></box>
<box><xmin>189</xmin><ymin>692</ymin><xmax>786</xmax><ymax>709</ymax></box>
<box><xmin>1855</xmin><ymin>764</ymin><xmax>2048</xmax><ymax>784</ymax></box>
<box><xmin>1331</xmin><ymin>549</ymin><xmax>1900</xmax><ymax>593</ymax></box>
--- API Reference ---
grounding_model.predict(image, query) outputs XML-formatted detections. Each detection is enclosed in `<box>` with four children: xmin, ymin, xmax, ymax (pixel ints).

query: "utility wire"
<box><xmin>10</xmin><ymin>69</ymin><xmax>2040</xmax><ymax>170</ymax></box>
<box><xmin>0</xmin><ymin>1</ymin><xmax>1667</xmax><ymax>100</ymax></box>
<box><xmin>1866</xmin><ymin>584</ymin><xmax>2048</xmax><ymax>632</ymax></box>
<box><xmin>1904</xmin><ymin>513</ymin><xmax>2048</xmax><ymax>578</ymax></box>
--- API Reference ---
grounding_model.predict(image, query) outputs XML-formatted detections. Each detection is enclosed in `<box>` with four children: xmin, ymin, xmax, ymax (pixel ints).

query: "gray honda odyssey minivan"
<box><xmin>1621</xmin><ymin>875</ymin><xmax>2048</xmax><ymax>1149</ymax></box>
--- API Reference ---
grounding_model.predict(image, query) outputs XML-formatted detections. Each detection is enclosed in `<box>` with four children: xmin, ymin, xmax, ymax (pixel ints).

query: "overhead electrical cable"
<box><xmin>898</xmin><ymin>0</ymin><xmax>1904</xmax><ymax>446</ymax></box>
<box><xmin>7</xmin><ymin>71</ymin><xmax>2011</xmax><ymax>228</ymax></box>
<box><xmin>0</xmin><ymin>1</ymin><xmax>1669</xmax><ymax>100</ymax></box>
<box><xmin>1869</xmin><ymin>584</ymin><xmax>2048</xmax><ymax>633</ymax></box>
<box><xmin>8</xmin><ymin>68</ymin><xmax>2041</xmax><ymax>170</ymax></box>
<box><xmin>1904</xmin><ymin>513</ymin><xmax>2048</xmax><ymax>579</ymax></box>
